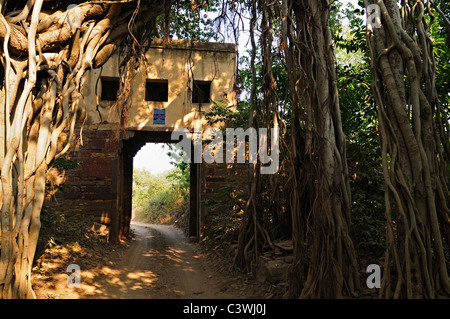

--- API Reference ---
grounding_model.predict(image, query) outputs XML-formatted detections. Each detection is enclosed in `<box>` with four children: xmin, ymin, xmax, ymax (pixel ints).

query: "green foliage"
<box><xmin>333</xmin><ymin>3</ymin><xmax>386</xmax><ymax>260</ymax></box>
<box><xmin>431</xmin><ymin>2</ymin><xmax>450</xmax><ymax>111</ymax></box>
<box><xmin>132</xmin><ymin>169</ymin><xmax>170</xmax><ymax>214</ymax></box>
<box><xmin>238</xmin><ymin>46</ymin><xmax>290</xmax><ymax>123</ymax></box>
<box><xmin>202</xmin><ymin>100</ymin><xmax>242</xmax><ymax>126</ymax></box>
<box><xmin>52</xmin><ymin>156</ymin><xmax>82</xmax><ymax>170</ymax></box>
<box><xmin>202</xmin><ymin>182</ymin><xmax>246</xmax><ymax>240</ymax></box>
<box><xmin>132</xmin><ymin>145</ymin><xmax>190</xmax><ymax>232</ymax></box>
<box><xmin>166</xmin><ymin>143</ymin><xmax>190</xmax><ymax>192</ymax></box>
<box><xmin>157</xmin><ymin>0</ymin><xmax>220</xmax><ymax>42</ymax></box>
<box><xmin>132</xmin><ymin>168</ymin><xmax>188</xmax><ymax>229</ymax></box>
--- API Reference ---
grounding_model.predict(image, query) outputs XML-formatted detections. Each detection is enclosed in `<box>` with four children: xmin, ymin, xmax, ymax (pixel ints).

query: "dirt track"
<box><xmin>85</xmin><ymin>222</ymin><xmax>234</xmax><ymax>298</ymax></box>
<box><xmin>34</xmin><ymin>222</ymin><xmax>263</xmax><ymax>299</ymax></box>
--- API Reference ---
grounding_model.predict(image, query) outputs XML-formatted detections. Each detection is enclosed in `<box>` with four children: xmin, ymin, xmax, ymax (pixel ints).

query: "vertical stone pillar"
<box><xmin>189</xmin><ymin>162</ymin><xmax>200</xmax><ymax>240</ymax></box>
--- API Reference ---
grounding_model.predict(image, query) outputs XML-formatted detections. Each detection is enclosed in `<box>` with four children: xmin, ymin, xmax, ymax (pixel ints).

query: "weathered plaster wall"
<box><xmin>81</xmin><ymin>39</ymin><xmax>236</xmax><ymax>131</ymax></box>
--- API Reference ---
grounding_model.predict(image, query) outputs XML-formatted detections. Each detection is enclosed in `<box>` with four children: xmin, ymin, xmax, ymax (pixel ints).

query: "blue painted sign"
<box><xmin>153</xmin><ymin>109</ymin><xmax>166</xmax><ymax>125</ymax></box>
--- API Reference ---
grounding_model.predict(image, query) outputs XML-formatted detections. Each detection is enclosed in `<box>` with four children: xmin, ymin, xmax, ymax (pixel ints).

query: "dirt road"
<box><xmin>85</xmin><ymin>222</ymin><xmax>234</xmax><ymax>298</ymax></box>
<box><xmin>35</xmin><ymin>222</ymin><xmax>261</xmax><ymax>299</ymax></box>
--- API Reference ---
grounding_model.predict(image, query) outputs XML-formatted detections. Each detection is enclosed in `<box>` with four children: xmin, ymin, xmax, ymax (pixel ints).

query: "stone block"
<box><xmin>255</xmin><ymin>256</ymin><xmax>290</xmax><ymax>284</ymax></box>
<box><xmin>86</xmin><ymin>138</ymin><xmax>108</xmax><ymax>150</ymax></box>
<box><xmin>95</xmin><ymin>130</ymin><xmax>112</xmax><ymax>139</ymax></box>
<box><xmin>63</xmin><ymin>192</ymin><xmax>83</xmax><ymax>199</ymax></box>
<box><xmin>104</xmin><ymin>137</ymin><xmax>119</xmax><ymax>153</ymax></box>
<box><xmin>85</xmin><ymin>191</ymin><xmax>116</xmax><ymax>200</ymax></box>
<box><xmin>90</xmin><ymin>200</ymin><xmax>112</xmax><ymax>211</ymax></box>
<box><xmin>82</xmin><ymin>158</ymin><xmax>113</xmax><ymax>177</ymax></box>
<box><xmin>84</xmin><ymin>185</ymin><xmax>112</xmax><ymax>193</ymax></box>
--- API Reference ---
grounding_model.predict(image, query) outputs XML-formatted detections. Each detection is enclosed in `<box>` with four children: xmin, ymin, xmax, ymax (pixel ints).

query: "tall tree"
<box><xmin>280</xmin><ymin>0</ymin><xmax>360</xmax><ymax>298</ymax></box>
<box><xmin>0</xmin><ymin>0</ymin><xmax>167</xmax><ymax>299</ymax></box>
<box><xmin>231</xmin><ymin>0</ymin><xmax>360</xmax><ymax>298</ymax></box>
<box><xmin>234</xmin><ymin>0</ymin><xmax>280</xmax><ymax>271</ymax></box>
<box><xmin>365</xmin><ymin>0</ymin><xmax>450</xmax><ymax>298</ymax></box>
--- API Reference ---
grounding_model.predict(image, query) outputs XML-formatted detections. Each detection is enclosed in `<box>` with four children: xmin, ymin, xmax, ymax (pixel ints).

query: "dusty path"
<box><xmin>35</xmin><ymin>222</ymin><xmax>257</xmax><ymax>299</ymax></box>
<box><xmin>87</xmin><ymin>222</ymin><xmax>234</xmax><ymax>298</ymax></box>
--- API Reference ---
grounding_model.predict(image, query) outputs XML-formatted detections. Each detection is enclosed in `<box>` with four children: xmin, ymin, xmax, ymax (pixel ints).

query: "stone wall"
<box><xmin>201</xmin><ymin>160</ymin><xmax>250</xmax><ymax>229</ymax></box>
<box><xmin>45</xmin><ymin>124</ymin><xmax>121</xmax><ymax>228</ymax></box>
<box><xmin>45</xmin><ymin>129</ymin><xmax>251</xmax><ymax>242</ymax></box>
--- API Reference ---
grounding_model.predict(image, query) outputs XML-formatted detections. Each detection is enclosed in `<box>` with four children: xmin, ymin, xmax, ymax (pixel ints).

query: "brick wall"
<box><xmin>201</xmin><ymin>161</ymin><xmax>249</xmax><ymax>227</ymax></box>
<box><xmin>45</xmin><ymin>125</ymin><xmax>121</xmax><ymax>228</ymax></box>
<box><xmin>44</xmin><ymin>126</ymin><xmax>250</xmax><ymax>241</ymax></box>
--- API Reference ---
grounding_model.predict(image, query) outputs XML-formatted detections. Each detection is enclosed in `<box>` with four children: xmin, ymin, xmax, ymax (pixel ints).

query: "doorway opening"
<box><xmin>118</xmin><ymin>131</ymin><xmax>200</xmax><ymax>241</ymax></box>
<box><xmin>132</xmin><ymin>143</ymin><xmax>189</xmax><ymax>231</ymax></box>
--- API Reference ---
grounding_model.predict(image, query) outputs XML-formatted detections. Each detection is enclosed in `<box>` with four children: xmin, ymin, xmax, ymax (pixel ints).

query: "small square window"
<box><xmin>101</xmin><ymin>77</ymin><xmax>120</xmax><ymax>101</ymax></box>
<box><xmin>146</xmin><ymin>79</ymin><xmax>168</xmax><ymax>102</ymax></box>
<box><xmin>192</xmin><ymin>80</ymin><xmax>211</xmax><ymax>103</ymax></box>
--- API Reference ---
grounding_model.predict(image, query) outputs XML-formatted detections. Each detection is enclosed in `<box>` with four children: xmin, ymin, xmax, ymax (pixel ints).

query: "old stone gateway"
<box><xmin>45</xmin><ymin>39</ymin><xmax>237</xmax><ymax>242</ymax></box>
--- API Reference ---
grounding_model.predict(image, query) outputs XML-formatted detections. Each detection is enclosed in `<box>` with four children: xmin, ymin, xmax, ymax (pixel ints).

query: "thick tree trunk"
<box><xmin>0</xmin><ymin>0</ymin><xmax>166</xmax><ymax>299</ymax></box>
<box><xmin>284</xmin><ymin>0</ymin><xmax>359</xmax><ymax>298</ymax></box>
<box><xmin>365</xmin><ymin>0</ymin><xmax>450</xmax><ymax>298</ymax></box>
<box><xmin>234</xmin><ymin>0</ymin><xmax>278</xmax><ymax>272</ymax></box>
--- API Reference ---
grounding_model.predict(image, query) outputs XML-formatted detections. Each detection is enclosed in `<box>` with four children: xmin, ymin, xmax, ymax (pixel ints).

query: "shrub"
<box><xmin>132</xmin><ymin>167</ymin><xmax>189</xmax><ymax>233</ymax></box>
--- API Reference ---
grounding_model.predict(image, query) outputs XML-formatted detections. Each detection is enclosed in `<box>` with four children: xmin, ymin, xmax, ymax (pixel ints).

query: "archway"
<box><xmin>116</xmin><ymin>130</ymin><xmax>200</xmax><ymax>241</ymax></box>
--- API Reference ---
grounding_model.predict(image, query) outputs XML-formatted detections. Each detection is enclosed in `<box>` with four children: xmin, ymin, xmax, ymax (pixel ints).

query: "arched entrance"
<box><xmin>116</xmin><ymin>130</ymin><xmax>200</xmax><ymax>241</ymax></box>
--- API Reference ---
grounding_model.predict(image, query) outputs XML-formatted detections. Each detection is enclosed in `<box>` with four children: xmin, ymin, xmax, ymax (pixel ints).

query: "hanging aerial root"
<box><xmin>0</xmin><ymin>0</ymin><xmax>167</xmax><ymax>299</ymax></box>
